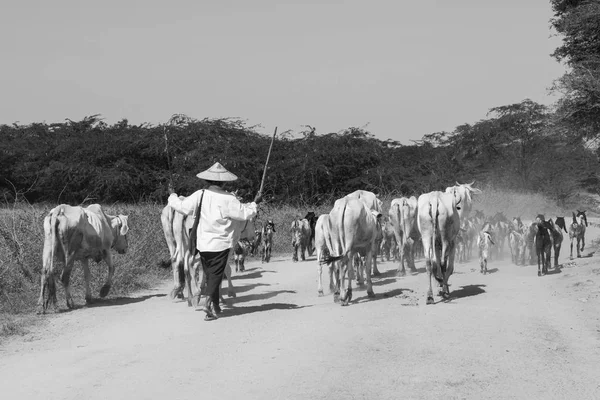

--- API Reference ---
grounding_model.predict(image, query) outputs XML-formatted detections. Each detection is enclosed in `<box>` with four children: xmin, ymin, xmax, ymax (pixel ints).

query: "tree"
<box><xmin>550</xmin><ymin>0</ymin><xmax>600</xmax><ymax>138</ymax></box>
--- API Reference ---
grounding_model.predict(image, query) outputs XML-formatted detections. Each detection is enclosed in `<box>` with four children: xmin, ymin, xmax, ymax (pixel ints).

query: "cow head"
<box><xmin>113</xmin><ymin>215</ymin><xmax>129</xmax><ymax>254</ymax></box>
<box><xmin>576</xmin><ymin>210</ymin><xmax>588</xmax><ymax>227</ymax></box>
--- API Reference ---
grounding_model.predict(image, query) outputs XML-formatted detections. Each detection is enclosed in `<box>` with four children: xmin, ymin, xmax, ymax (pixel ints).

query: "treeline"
<box><xmin>0</xmin><ymin>99</ymin><xmax>598</xmax><ymax>207</ymax></box>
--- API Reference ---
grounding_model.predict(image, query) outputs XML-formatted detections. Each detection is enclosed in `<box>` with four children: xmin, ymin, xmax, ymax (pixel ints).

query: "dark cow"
<box><xmin>304</xmin><ymin>211</ymin><xmax>318</xmax><ymax>256</ymax></box>
<box><xmin>39</xmin><ymin>204</ymin><xmax>129</xmax><ymax>313</ymax></box>
<box><xmin>417</xmin><ymin>191</ymin><xmax>461</xmax><ymax>304</ymax></box>
<box><xmin>534</xmin><ymin>215</ymin><xmax>553</xmax><ymax>276</ymax></box>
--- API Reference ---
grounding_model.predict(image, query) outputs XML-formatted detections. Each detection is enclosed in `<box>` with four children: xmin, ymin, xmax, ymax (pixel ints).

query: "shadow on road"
<box><xmin>353</xmin><ymin>288</ymin><xmax>414</xmax><ymax>303</ymax></box>
<box><xmin>545</xmin><ymin>267</ymin><xmax>562</xmax><ymax>275</ymax></box>
<box><xmin>204</xmin><ymin>302</ymin><xmax>312</xmax><ymax>318</ymax></box>
<box><xmin>233</xmin><ymin>269</ymin><xmax>276</xmax><ymax>280</ymax></box>
<box><xmin>446</xmin><ymin>284</ymin><xmax>487</xmax><ymax>301</ymax></box>
<box><xmin>232</xmin><ymin>290</ymin><xmax>297</xmax><ymax>304</ymax></box>
<box><xmin>371</xmin><ymin>278</ymin><xmax>397</xmax><ymax>287</ymax></box>
<box><xmin>65</xmin><ymin>293</ymin><xmax>167</xmax><ymax>311</ymax></box>
<box><xmin>231</xmin><ymin>282</ymin><xmax>271</xmax><ymax>294</ymax></box>
<box><xmin>485</xmin><ymin>268</ymin><xmax>499</xmax><ymax>274</ymax></box>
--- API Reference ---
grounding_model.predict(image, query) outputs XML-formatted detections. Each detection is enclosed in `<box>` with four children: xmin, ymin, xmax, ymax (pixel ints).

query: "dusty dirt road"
<box><xmin>2</xmin><ymin>227</ymin><xmax>600</xmax><ymax>400</ymax></box>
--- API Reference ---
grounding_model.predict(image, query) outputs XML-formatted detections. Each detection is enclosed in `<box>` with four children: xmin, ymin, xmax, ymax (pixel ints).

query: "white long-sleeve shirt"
<box><xmin>168</xmin><ymin>186</ymin><xmax>257</xmax><ymax>252</ymax></box>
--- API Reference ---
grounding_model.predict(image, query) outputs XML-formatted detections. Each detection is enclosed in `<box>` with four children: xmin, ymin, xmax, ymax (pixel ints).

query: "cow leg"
<box><xmin>292</xmin><ymin>243</ymin><xmax>298</xmax><ymax>262</ymax></box>
<box><xmin>80</xmin><ymin>259</ymin><xmax>93</xmax><ymax>304</ymax></box>
<box><xmin>422</xmin><ymin>237</ymin><xmax>435</xmax><ymax>305</ymax></box>
<box><xmin>183</xmin><ymin>252</ymin><xmax>195</xmax><ymax>307</ymax></box>
<box><xmin>340</xmin><ymin>257</ymin><xmax>353</xmax><ymax>306</ymax></box>
<box><xmin>60</xmin><ymin>257</ymin><xmax>76</xmax><ymax>309</ymax></box>
<box><xmin>39</xmin><ymin>268</ymin><xmax>58</xmax><ymax>313</ymax></box>
<box><xmin>581</xmin><ymin>234</ymin><xmax>585</xmax><ymax>252</ymax></box>
<box><xmin>554</xmin><ymin>243</ymin><xmax>560</xmax><ymax>268</ymax></box>
<box><xmin>332</xmin><ymin>261</ymin><xmax>341</xmax><ymax>303</ymax></box>
<box><xmin>99</xmin><ymin>253</ymin><xmax>115</xmax><ymax>298</ymax></box>
<box><xmin>365</xmin><ymin>250</ymin><xmax>375</xmax><ymax>299</ymax></box>
<box><xmin>301</xmin><ymin>245</ymin><xmax>306</xmax><ymax>261</ymax></box>
<box><xmin>317</xmin><ymin>261</ymin><xmax>325</xmax><ymax>296</ymax></box>
<box><xmin>397</xmin><ymin>239</ymin><xmax>407</xmax><ymax>277</ymax></box>
<box><xmin>225</xmin><ymin>262</ymin><xmax>235</xmax><ymax>298</ymax></box>
<box><xmin>371</xmin><ymin>254</ymin><xmax>381</xmax><ymax>276</ymax></box>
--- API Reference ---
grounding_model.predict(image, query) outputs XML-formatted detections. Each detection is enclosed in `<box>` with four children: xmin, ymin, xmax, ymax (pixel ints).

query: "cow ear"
<box><xmin>119</xmin><ymin>215</ymin><xmax>129</xmax><ymax>235</ymax></box>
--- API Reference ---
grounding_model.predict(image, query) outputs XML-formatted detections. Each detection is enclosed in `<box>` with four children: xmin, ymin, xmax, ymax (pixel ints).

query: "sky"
<box><xmin>0</xmin><ymin>0</ymin><xmax>566</xmax><ymax>144</ymax></box>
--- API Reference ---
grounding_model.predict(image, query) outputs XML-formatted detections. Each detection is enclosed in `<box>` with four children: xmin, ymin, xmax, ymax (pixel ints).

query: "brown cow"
<box><xmin>39</xmin><ymin>204</ymin><xmax>129</xmax><ymax>313</ymax></box>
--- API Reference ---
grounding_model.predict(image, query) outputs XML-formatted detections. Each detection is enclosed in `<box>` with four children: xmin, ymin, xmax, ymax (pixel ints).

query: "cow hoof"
<box><xmin>99</xmin><ymin>285</ymin><xmax>111</xmax><ymax>298</ymax></box>
<box><xmin>318</xmin><ymin>290</ymin><xmax>324</xmax><ymax>297</ymax></box>
<box><xmin>228</xmin><ymin>292</ymin><xmax>236</xmax><ymax>298</ymax></box>
<box><xmin>372</xmin><ymin>270</ymin><xmax>381</xmax><ymax>277</ymax></box>
<box><xmin>537</xmin><ymin>271</ymin><xmax>542</xmax><ymax>277</ymax></box>
<box><xmin>169</xmin><ymin>288</ymin><xmax>181</xmax><ymax>300</ymax></box>
<box><xmin>426</xmin><ymin>296</ymin><xmax>435</xmax><ymax>305</ymax></box>
<box><xmin>333</xmin><ymin>293</ymin><xmax>340</xmax><ymax>303</ymax></box>
<box><xmin>367</xmin><ymin>290</ymin><xmax>375</xmax><ymax>298</ymax></box>
<box><xmin>85</xmin><ymin>296</ymin><xmax>93</xmax><ymax>305</ymax></box>
<box><xmin>397</xmin><ymin>270</ymin><xmax>406</xmax><ymax>277</ymax></box>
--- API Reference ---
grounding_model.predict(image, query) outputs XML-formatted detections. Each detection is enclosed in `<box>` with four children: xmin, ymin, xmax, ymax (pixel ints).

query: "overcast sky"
<box><xmin>0</xmin><ymin>0</ymin><xmax>565</xmax><ymax>144</ymax></box>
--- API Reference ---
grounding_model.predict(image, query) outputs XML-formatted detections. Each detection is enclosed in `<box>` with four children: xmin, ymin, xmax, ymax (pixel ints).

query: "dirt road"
<box><xmin>2</xmin><ymin>227</ymin><xmax>600</xmax><ymax>400</ymax></box>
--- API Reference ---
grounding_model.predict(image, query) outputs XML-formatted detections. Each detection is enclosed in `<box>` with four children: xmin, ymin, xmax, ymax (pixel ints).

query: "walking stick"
<box><xmin>258</xmin><ymin>126</ymin><xmax>277</xmax><ymax>197</ymax></box>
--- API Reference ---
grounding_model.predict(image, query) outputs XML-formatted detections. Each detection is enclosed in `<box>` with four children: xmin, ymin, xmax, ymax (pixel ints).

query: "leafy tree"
<box><xmin>551</xmin><ymin>0</ymin><xmax>600</xmax><ymax>138</ymax></box>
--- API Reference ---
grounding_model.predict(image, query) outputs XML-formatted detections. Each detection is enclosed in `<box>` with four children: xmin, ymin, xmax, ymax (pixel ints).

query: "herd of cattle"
<box><xmin>36</xmin><ymin>182</ymin><xmax>590</xmax><ymax>313</ymax></box>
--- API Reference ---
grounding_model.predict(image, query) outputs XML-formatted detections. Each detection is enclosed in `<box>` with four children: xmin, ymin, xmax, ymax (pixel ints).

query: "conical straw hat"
<box><xmin>196</xmin><ymin>162</ymin><xmax>238</xmax><ymax>182</ymax></box>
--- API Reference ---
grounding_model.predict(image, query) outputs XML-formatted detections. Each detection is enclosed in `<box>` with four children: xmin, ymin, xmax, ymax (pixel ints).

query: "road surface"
<box><xmin>1</xmin><ymin>226</ymin><xmax>600</xmax><ymax>400</ymax></box>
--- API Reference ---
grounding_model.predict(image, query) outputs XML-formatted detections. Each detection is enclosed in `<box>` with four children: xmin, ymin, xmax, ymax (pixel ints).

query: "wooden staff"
<box><xmin>258</xmin><ymin>126</ymin><xmax>277</xmax><ymax>196</ymax></box>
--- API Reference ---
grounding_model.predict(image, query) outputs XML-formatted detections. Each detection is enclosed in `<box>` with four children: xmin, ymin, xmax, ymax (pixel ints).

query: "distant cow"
<box><xmin>476</xmin><ymin>230</ymin><xmax>495</xmax><ymax>274</ymax></box>
<box><xmin>388</xmin><ymin>196</ymin><xmax>419</xmax><ymax>276</ymax></box>
<box><xmin>250</xmin><ymin>228</ymin><xmax>262</xmax><ymax>256</ymax></box>
<box><xmin>534</xmin><ymin>215</ymin><xmax>553</xmax><ymax>276</ymax></box>
<box><xmin>548</xmin><ymin>217</ymin><xmax>568</xmax><ymax>268</ymax></box>
<box><xmin>379</xmin><ymin>216</ymin><xmax>398</xmax><ymax>262</ymax></box>
<box><xmin>322</xmin><ymin>197</ymin><xmax>381</xmax><ymax>306</ymax></box>
<box><xmin>508</xmin><ymin>229</ymin><xmax>525</xmax><ymax>265</ymax></box>
<box><xmin>417</xmin><ymin>191</ymin><xmax>461</xmax><ymax>304</ymax></box>
<box><xmin>569</xmin><ymin>210</ymin><xmax>588</xmax><ymax>258</ymax></box>
<box><xmin>39</xmin><ymin>204</ymin><xmax>130</xmax><ymax>313</ymax></box>
<box><xmin>261</xmin><ymin>220</ymin><xmax>276</xmax><ymax>263</ymax></box>
<box><xmin>291</xmin><ymin>218</ymin><xmax>312</xmax><ymax>262</ymax></box>
<box><xmin>233</xmin><ymin>239</ymin><xmax>252</xmax><ymax>272</ymax></box>
<box><xmin>304</xmin><ymin>211</ymin><xmax>318</xmax><ymax>256</ymax></box>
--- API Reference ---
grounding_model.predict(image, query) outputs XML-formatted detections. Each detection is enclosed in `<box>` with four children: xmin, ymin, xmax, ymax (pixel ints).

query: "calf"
<box><xmin>477</xmin><ymin>230</ymin><xmax>495</xmax><ymax>274</ymax></box>
<box><xmin>508</xmin><ymin>229</ymin><xmax>524</xmax><ymax>265</ymax></box>
<box><xmin>379</xmin><ymin>217</ymin><xmax>398</xmax><ymax>262</ymax></box>
<box><xmin>291</xmin><ymin>218</ymin><xmax>311</xmax><ymax>262</ymax></box>
<box><xmin>233</xmin><ymin>239</ymin><xmax>252</xmax><ymax>272</ymax></box>
<box><xmin>261</xmin><ymin>220</ymin><xmax>276</xmax><ymax>263</ymax></box>
<box><xmin>569</xmin><ymin>210</ymin><xmax>588</xmax><ymax>258</ymax></box>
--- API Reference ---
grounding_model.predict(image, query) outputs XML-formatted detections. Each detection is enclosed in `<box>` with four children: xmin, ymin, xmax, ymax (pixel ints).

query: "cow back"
<box><xmin>327</xmin><ymin>197</ymin><xmax>380</xmax><ymax>258</ymax></box>
<box><xmin>345</xmin><ymin>190</ymin><xmax>383</xmax><ymax>213</ymax></box>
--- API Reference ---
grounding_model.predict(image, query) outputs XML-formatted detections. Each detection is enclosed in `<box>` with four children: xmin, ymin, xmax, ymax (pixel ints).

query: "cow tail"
<box><xmin>321</xmin><ymin>203</ymin><xmax>347</xmax><ymax>266</ymax></box>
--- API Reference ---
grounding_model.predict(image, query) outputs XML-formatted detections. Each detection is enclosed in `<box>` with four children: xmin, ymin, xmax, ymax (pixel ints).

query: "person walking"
<box><xmin>168</xmin><ymin>162</ymin><xmax>262</xmax><ymax>321</ymax></box>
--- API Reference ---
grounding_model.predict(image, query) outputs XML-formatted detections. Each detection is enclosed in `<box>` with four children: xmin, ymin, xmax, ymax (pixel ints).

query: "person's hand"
<box><xmin>253</xmin><ymin>193</ymin><xmax>263</xmax><ymax>205</ymax></box>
